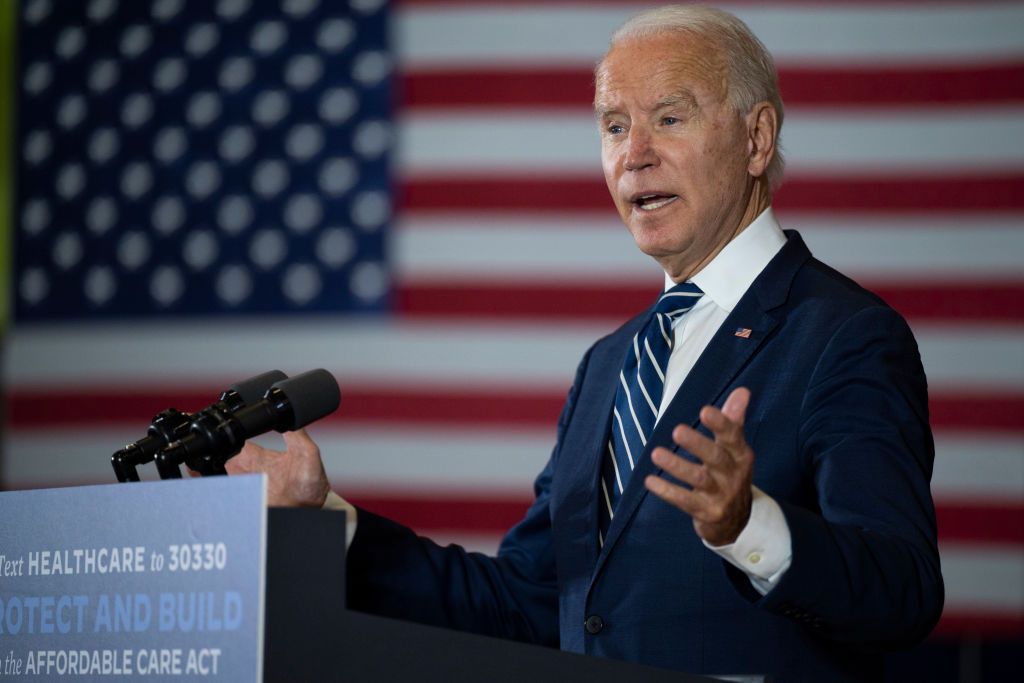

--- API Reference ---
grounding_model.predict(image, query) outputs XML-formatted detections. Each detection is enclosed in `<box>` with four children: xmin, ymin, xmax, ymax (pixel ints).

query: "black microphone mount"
<box><xmin>155</xmin><ymin>369</ymin><xmax>340</xmax><ymax>480</ymax></box>
<box><xmin>110</xmin><ymin>370</ymin><xmax>288</xmax><ymax>482</ymax></box>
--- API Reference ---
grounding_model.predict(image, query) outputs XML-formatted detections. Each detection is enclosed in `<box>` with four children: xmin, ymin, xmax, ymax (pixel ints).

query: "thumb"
<box><xmin>281</xmin><ymin>428</ymin><xmax>320</xmax><ymax>460</ymax></box>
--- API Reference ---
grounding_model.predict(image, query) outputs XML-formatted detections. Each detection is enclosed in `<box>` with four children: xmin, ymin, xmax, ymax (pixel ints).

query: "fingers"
<box><xmin>651</xmin><ymin>446</ymin><xmax>710</xmax><ymax>491</ymax></box>
<box><xmin>643</xmin><ymin>463</ymin><xmax>736</xmax><ymax>527</ymax></box>
<box><xmin>699</xmin><ymin>408</ymin><xmax>745</xmax><ymax>452</ymax></box>
<box><xmin>646</xmin><ymin>388</ymin><xmax>756</xmax><ymax>546</ymax></box>
<box><xmin>226</xmin><ymin>431</ymin><xmax>317</xmax><ymax>473</ymax></box>
<box><xmin>644</xmin><ymin>473</ymin><xmax>702</xmax><ymax>516</ymax></box>
<box><xmin>646</xmin><ymin>443</ymin><xmax>754</xmax><ymax>546</ymax></box>
<box><xmin>669</xmin><ymin>387</ymin><xmax>752</xmax><ymax>467</ymax></box>
<box><xmin>671</xmin><ymin>424</ymin><xmax>722</xmax><ymax>466</ymax></box>
<box><xmin>652</xmin><ymin>388</ymin><xmax>756</xmax><ymax>493</ymax></box>
<box><xmin>222</xmin><ymin>431</ymin><xmax>329</xmax><ymax>508</ymax></box>
<box><xmin>720</xmin><ymin>387</ymin><xmax>750</xmax><ymax>426</ymax></box>
<box><xmin>224</xmin><ymin>440</ymin><xmax>273</xmax><ymax>475</ymax></box>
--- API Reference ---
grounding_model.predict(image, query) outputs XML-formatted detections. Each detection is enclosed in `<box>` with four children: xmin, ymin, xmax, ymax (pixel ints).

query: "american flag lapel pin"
<box><xmin>734</xmin><ymin>327</ymin><xmax>752</xmax><ymax>339</ymax></box>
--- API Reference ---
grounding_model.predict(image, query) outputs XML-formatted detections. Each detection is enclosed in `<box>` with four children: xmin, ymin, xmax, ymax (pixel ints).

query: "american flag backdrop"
<box><xmin>4</xmin><ymin>0</ymin><xmax>1023</xmax><ymax>656</ymax></box>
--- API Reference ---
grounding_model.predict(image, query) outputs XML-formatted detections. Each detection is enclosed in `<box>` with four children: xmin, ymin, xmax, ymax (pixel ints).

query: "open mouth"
<box><xmin>633</xmin><ymin>194</ymin><xmax>679</xmax><ymax>212</ymax></box>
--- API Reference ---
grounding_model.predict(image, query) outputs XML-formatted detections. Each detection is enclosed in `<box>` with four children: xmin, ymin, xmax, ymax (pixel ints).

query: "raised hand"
<box><xmin>645</xmin><ymin>387</ymin><xmax>755</xmax><ymax>546</ymax></box>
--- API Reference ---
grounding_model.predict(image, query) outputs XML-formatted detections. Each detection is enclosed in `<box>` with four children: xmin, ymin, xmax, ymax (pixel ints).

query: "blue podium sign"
<box><xmin>0</xmin><ymin>476</ymin><xmax>266</xmax><ymax>680</ymax></box>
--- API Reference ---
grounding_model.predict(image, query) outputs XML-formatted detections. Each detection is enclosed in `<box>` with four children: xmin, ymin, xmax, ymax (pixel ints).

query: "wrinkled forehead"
<box><xmin>594</xmin><ymin>33</ymin><xmax>729</xmax><ymax>111</ymax></box>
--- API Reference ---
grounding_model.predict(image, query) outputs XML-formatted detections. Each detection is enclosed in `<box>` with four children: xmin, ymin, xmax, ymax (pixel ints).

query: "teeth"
<box><xmin>638</xmin><ymin>195</ymin><xmax>677</xmax><ymax>211</ymax></box>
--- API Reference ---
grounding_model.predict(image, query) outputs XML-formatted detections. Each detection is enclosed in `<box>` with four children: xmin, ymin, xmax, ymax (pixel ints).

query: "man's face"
<box><xmin>596</xmin><ymin>33</ymin><xmax>756</xmax><ymax>280</ymax></box>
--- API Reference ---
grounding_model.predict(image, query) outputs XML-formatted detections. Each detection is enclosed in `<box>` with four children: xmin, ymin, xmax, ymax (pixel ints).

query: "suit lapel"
<box><xmin>588</xmin><ymin>231</ymin><xmax>812</xmax><ymax>584</ymax></box>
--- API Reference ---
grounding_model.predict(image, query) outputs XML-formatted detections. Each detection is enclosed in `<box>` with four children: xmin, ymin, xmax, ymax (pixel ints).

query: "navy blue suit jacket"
<box><xmin>347</xmin><ymin>232</ymin><xmax>944</xmax><ymax>681</ymax></box>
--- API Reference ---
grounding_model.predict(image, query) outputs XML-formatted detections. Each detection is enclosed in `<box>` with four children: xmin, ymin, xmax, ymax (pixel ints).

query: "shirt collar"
<box><xmin>663</xmin><ymin>207</ymin><xmax>786</xmax><ymax>313</ymax></box>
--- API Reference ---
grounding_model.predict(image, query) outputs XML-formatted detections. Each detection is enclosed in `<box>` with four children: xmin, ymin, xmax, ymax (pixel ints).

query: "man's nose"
<box><xmin>624</xmin><ymin>126</ymin><xmax>658</xmax><ymax>171</ymax></box>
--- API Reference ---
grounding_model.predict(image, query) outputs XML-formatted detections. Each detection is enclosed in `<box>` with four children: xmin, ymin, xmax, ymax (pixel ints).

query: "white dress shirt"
<box><xmin>327</xmin><ymin>207</ymin><xmax>794</xmax><ymax>593</ymax></box>
<box><xmin>659</xmin><ymin>207</ymin><xmax>791</xmax><ymax>594</ymax></box>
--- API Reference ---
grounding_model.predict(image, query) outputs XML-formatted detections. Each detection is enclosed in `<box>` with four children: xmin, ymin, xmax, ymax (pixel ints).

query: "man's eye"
<box><xmin>662</xmin><ymin>117</ymin><xmax>679</xmax><ymax>126</ymax></box>
<box><xmin>607</xmin><ymin>124</ymin><xmax>625</xmax><ymax>135</ymax></box>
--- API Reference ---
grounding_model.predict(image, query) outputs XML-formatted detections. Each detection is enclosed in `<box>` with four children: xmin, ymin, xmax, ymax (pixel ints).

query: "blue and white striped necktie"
<box><xmin>598</xmin><ymin>281</ymin><xmax>704</xmax><ymax>545</ymax></box>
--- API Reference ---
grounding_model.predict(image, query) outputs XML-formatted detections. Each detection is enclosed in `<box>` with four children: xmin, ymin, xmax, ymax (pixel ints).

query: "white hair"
<box><xmin>608</xmin><ymin>5</ymin><xmax>786</xmax><ymax>190</ymax></box>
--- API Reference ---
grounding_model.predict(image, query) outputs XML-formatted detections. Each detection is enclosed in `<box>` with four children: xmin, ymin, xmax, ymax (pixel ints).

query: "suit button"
<box><xmin>584</xmin><ymin>615</ymin><xmax>604</xmax><ymax>634</ymax></box>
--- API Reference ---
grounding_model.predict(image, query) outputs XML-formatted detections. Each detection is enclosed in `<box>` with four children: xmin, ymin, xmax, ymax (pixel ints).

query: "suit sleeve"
<box><xmin>744</xmin><ymin>305</ymin><xmax>944</xmax><ymax>647</ymax></box>
<box><xmin>345</xmin><ymin>347</ymin><xmax>594</xmax><ymax>645</ymax></box>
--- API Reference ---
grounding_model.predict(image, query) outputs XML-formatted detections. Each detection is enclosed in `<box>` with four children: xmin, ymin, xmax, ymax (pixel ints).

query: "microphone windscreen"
<box><xmin>272</xmin><ymin>369</ymin><xmax>341</xmax><ymax>429</ymax></box>
<box><xmin>230</xmin><ymin>370</ymin><xmax>288</xmax><ymax>404</ymax></box>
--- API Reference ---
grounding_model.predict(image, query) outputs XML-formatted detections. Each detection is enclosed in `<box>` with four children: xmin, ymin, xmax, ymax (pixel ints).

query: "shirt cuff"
<box><xmin>703</xmin><ymin>485</ymin><xmax>792</xmax><ymax>595</ymax></box>
<box><xmin>322</xmin><ymin>491</ymin><xmax>359</xmax><ymax>550</ymax></box>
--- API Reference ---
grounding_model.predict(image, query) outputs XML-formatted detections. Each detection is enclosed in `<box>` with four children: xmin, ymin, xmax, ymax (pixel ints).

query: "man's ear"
<box><xmin>746</xmin><ymin>102</ymin><xmax>778</xmax><ymax>179</ymax></box>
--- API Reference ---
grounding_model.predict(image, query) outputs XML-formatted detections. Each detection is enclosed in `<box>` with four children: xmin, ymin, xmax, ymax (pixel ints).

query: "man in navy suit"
<box><xmin>231</xmin><ymin>5</ymin><xmax>943</xmax><ymax>681</ymax></box>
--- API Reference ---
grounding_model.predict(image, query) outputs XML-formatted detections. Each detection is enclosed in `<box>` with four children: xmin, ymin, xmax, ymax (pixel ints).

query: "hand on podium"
<box><xmin>226</xmin><ymin>429</ymin><xmax>331</xmax><ymax>508</ymax></box>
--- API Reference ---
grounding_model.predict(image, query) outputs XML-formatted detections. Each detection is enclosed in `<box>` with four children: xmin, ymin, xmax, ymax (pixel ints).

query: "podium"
<box><xmin>0</xmin><ymin>481</ymin><xmax>752</xmax><ymax>682</ymax></box>
<box><xmin>267</xmin><ymin>508</ymin><xmax>756</xmax><ymax>683</ymax></box>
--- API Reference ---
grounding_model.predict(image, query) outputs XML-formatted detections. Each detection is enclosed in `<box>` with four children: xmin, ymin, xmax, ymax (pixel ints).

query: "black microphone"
<box><xmin>155</xmin><ymin>368</ymin><xmax>340</xmax><ymax>479</ymax></box>
<box><xmin>110</xmin><ymin>370</ymin><xmax>288</xmax><ymax>482</ymax></box>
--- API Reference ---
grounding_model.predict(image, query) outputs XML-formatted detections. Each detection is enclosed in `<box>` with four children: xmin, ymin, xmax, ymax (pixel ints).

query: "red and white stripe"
<box><xmin>5</xmin><ymin>0</ymin><xmax>1023</xmax><ymax>637</ymax></box>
